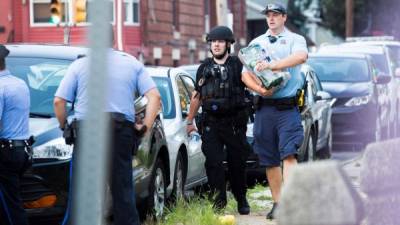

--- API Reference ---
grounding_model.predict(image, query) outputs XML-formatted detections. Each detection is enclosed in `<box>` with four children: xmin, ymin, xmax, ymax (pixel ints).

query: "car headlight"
<box><xmin>33</xmin><ymin>137</ymin><xmax>73</xmax><ymax>160</ymax></box>
<box><xmin>344</xmin><ymin>95</ymin><xmax>371</xmax><ymax>107</ymax></box>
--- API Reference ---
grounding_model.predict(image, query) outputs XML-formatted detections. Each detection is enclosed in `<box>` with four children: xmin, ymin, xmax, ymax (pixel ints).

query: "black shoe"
<box><xmin>213</xmin><ymin>199</ymin><xmax>227</xmax><ymax>213</ymax></box>
<box><xmin>237</xmin><ymin>198</ymin><xmax>250</xmax><ymax>215</ymax></box>
<box><xmin>266</xmin><ymin>202</ymin><xmax>278</xmax><ymax>220</ymax></box>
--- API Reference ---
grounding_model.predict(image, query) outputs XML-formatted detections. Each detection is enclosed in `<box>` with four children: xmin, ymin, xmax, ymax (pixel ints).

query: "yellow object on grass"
<box><xmin>218</xmin><ymin>215</ymin><xmax>236</xmax><ymax>225</ymax></box>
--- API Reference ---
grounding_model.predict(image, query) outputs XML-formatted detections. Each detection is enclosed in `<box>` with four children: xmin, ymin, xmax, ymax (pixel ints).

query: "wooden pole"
<box><xmin>346</xmin><ymin>0</ymin><xmax>354</xmax><ymax>37</ymax></box>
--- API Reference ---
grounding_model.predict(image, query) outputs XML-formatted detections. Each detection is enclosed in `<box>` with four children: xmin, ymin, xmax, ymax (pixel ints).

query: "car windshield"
<box><xmin>6</xmin><ymin>57</ymin><xmax>72</xmax><ymax>116</ymax></box>
<box><xmin>152</xmin><ymin>77</ymin><xmax>175</xmax><ymax>119</ymax></box>
<box><xmin>369</xmin><ymin>54</ymin><xmax>390</xmax><ymax>74</ymax></box>
<box><xmin>308</xmin><ymin>57</ymin><xmax>370</xmax><ymax>82</ymax></box>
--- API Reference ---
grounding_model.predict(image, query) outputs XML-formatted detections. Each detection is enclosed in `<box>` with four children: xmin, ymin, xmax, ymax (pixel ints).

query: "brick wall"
<box><xmin>143</xmin><ymin>0</ymin><xmax>247</xmax><ymax>66</ymax></box>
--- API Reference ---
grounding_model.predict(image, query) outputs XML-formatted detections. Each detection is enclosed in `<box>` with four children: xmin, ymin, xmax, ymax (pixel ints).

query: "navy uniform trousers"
<box><xmin>200</xmin><ymin>110</ymin><xmax>250</xmax><ymax>208</ymax></box>
<box><xmin>0</xmin><ymin>146</ymin><xmax>30</xmax><ymax>225</ymax></box>
<box><xmin>70</xmin><ymin>119</ymin><xmax>140</xmax><ymax>225</ymax></box>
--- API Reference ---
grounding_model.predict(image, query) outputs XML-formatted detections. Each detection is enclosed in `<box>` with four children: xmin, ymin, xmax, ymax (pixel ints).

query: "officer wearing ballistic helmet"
<box><xmin>186</xmin><ymin>26</ymin><xmax>251</xmax><ymax>214</ymax></box>
<box><xmin>0</xmin><ymin>44</ymin><xmax>32</xmax><ymax>225</ymax></box>
<box><xmin>242</xmin><ymin>2</ymin><xmax>308</xmax><ymax>220</ymax></box>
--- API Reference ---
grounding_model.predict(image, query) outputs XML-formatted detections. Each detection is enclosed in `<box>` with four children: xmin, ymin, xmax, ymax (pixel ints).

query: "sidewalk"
<box><xmin>236</xmin><ymin>212</ymin><xmax>276</xmax><ymax>225</ymax></box>
<box><xmin>234</xmin><ymin>155</ymin><xmax>364</xmax><ymax>225</ymax></box>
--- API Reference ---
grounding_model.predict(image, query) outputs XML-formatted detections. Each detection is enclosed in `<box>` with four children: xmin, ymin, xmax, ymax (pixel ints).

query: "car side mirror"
<box><xmin>316</xmin><ymin>91</ymin><xmax>331</xmax><ymax>101</ymax></box>
<box><xmin>376</xmin><ymin>73</ymin><xmax>391</xmax><ymax>84</ymax></box>
<box><xmin>395</xmin><ymin>67</ymin><xmax>400</xmax><ymax>78</ymax></box>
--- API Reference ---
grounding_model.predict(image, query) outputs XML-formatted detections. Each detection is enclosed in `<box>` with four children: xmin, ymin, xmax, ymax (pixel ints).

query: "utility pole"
<box><xmin>345</xmin><ymin>0</ymin><xmax>353</xmax><ymax>37</ymax></box>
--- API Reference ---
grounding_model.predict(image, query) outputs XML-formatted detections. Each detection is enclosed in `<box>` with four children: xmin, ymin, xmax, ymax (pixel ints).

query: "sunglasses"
<box><xmin>268</xmin><ymin>35</ymin><xmax>278</xmax><ymax>44</ymax></box>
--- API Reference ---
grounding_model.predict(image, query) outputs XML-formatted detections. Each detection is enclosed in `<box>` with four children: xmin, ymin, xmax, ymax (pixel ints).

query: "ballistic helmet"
<box><xmin>206</xmin><ymin>26</ymin><xmax>235</xmax><ymax>44</ymax></box>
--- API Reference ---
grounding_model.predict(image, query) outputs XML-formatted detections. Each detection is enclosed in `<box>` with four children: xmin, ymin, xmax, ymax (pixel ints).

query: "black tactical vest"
<box><xmin>197</xmin><ymin>56</ymin><xmax>247</xmax><ymax>114</ymax></box>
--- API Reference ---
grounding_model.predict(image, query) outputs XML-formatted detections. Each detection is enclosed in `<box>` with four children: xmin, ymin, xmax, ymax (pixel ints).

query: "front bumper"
<box><xmin>22</xmin><ymin>160</ymin><xmax>70</xmax><ymax>222</ymax></box>
<box><xmin>331</xmin><ymin>103</ymin><xmax>378</xmax><ymax>143</ymax></box>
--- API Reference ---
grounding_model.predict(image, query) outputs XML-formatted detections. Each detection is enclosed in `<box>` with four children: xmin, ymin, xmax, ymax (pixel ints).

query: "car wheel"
<box><xmin>148</xmin><ymin>158</ymin><xmax>167</xmax><ymax>220</ymax></box>
<box><xmin>394</xmin><ymin>102</ymin><xmax>400</xmax><ymax>138</ymax></box>
<box><xmin>172</xmin><ymin>152</ymin><xmax>186</xmax><ymax>201</ymax></box>
<box><xmin>303</xmin><ymin>128</ymin><xmax>316</xmax><ymax>162</ymax></box>
<box><xmin>374</xmin><ymin>116</ymin><xmax>382</xmax><ymax>143</ymax></box>
<box><xmin>316</xmin><ymin>128</ymin><xmax>332</xmax><ymax>160</ymax></box>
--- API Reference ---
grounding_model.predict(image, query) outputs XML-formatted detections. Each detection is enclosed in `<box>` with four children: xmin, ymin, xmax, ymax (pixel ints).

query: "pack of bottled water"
<box><xmin>238</xmin><ymin>43</ymin><xmax>290</xmax><ymax>90</ymax></box>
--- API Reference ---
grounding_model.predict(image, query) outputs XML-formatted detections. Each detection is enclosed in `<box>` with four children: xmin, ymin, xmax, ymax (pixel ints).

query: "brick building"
<box><xmin>0</xmin><ymin>0</ymin><xmax>247</xmax><ymax>66</ymax></box>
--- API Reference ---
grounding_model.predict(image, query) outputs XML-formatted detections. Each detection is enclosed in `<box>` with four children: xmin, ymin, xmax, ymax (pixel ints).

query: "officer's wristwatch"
<box><xmin>186</xmin><ymin>120</ymin><xmax>193</xmax><ymax>125</ymax></box>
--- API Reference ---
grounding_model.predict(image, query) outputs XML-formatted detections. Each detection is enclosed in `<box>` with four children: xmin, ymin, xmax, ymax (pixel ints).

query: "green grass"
<box><xmin>143</xmin><ymin>197</ymin><xmax>221</xmax><ymax>225</ymax></box>
<box><xmin>144</xmin><ymin>183</ymin><xmax>272</xmax><ymax>225</ymax></box>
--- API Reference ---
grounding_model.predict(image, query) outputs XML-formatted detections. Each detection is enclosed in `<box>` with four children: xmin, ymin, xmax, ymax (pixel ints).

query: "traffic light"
<box><xmin>50</xmin><ymin>0</ymin><xmax>61</xmax><ymax>24</ymax></box>
<box><xmin>74</xmin><ymin>0</ymin><xmax>87</xmax><ymax>23</ymax></box>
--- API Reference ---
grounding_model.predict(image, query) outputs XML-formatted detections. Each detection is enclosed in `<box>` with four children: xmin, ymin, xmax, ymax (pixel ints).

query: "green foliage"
<box><xmin>288</xmin><ymin>0</ymin><xmax>372</xmax><ymax>38</ymax></box>
<box><xmin>143</xmin><ymin>184</ymin><xmax>272</xmax><ymax>225</ymax></box>
<box><xmin>143</xmin><ymin>197</ymin><xmax>220</xmax><ymax>225</ymax></box>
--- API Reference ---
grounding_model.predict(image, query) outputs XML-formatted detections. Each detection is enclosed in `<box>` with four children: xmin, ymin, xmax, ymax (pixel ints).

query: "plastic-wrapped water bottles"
<box><xmin>188</xmin><ymin>131</ymin><xmax>201</xmax><ymax>150</ymax></box>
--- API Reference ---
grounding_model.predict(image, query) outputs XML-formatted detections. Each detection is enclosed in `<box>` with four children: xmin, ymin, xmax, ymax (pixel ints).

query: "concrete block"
<box><xmin>276</xmin><ymin>161</ymin><xmax>364</xmax><ymax>225</ymax></box>
<box><xmin>360</xmin><ymin>138</ymin><xmax>400</xmax><ymax>194</ymax></box>
<box><xmin>360</xmin><ymin>138</ymin><xmax>400</xmax><ymax>225</ymax></box>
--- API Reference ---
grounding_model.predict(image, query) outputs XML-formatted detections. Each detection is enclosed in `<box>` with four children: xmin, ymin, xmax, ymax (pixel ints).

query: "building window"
<box><xmin>124</xmin><ymin>0</ymin><xmax>140</xmax><ymax>25</ymax></box>
<box><xmin>30</xmin><ymin>0</ymin><xmax>67</xmax><ymax>26</ymax></box>
<box><xmin>30</xmin><ymin>0</ymin><xmax>115</xmax><ymax>27</ymax></box>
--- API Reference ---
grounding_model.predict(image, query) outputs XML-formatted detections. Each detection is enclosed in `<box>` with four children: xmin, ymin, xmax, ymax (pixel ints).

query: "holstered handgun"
<box><xmin>253</xmin><ymin>95</ymin><xmax>261</xmax><ymax>111</ymax></box>
<box><xmin>63</xmin><ymin>120</ymin><xmax>77</xmax><ymax>145</ymax></box>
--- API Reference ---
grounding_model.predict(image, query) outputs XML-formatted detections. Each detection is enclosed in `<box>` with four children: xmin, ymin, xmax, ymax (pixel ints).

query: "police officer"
<box><xmin>241</xmin><ymin>2</ymin><xmax>308</xmax><ymax>220</ymax></box>
<box><xmin>186</xmin><ymin>26</ymin><xmax>251</xmax><ymax>215</ymax></box>
<box><xmin>53</xmin><ymin>36</ymin><xmax>161</xmax><ymax>224</ymax></box>
<box><xmin>0</xmin><ymin>45</ymin><xmax>32</xmax><ymax>225</ymax></box>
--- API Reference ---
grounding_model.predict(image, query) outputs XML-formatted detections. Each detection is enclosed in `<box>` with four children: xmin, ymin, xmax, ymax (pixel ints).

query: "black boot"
<box><xmin>237</xmin><ymin>197</ymin><xmax>250</xmax><ymax>215</ymax></box>
<box><xmin>266</xmin><ymin>202</ymin><xmax>278</xmax><ymax>220</ymax></box>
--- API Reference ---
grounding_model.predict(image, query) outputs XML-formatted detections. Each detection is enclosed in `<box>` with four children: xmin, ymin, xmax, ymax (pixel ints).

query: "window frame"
<box><xmin>30</xmin><ymin>0</ymin><xmax>115</xmax><ymax>27</ymax></box>
<box><xmin>123</xmin><ymin>0</ymin><xmax>140</xmax><ymax>26</ymax></box>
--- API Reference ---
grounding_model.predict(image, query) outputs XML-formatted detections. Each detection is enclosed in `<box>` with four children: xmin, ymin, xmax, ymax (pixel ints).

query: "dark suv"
<box><xmin>308</xmin><ymin>52</ymin><xmax>392</xmax><ymax>146</ymax></box>
<box><xmin>5</xmin><ymin>44</ymin><xmax>169</xmax><ymax>223</ymax></box>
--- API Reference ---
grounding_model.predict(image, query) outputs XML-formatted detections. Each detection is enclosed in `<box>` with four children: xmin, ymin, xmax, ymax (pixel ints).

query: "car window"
<box><xmin>6</xmin><ymin>57</ymin><xmax>71</xmax><ymax>116</ymax></box>
<box><xmin>308</xmin><ymin>57</ymin><xmax>370</xmax><ymax>82</ymax></box>
<box><xmin>176</xmin><ymin>76</ymin><xmax>190</xmax><ymax>113</ymax></box>
<box><xmin>369</xmin><ymin>54</ymin><xmax>390</xmax><ymax>74</ymax></box>
<box><xmin>152</xmin><ymin>77</ymin><xmax>176</xmax><ymax>119</ymax></box>
<box><xmin>180</xmin><ymin>75</ymin><xmax>195</xmax><ymax>98</ymax></box>
<box><xmin>388</xmin><ymin>46</ymin><xmax>400</xmax><ymax>70</ymax></box>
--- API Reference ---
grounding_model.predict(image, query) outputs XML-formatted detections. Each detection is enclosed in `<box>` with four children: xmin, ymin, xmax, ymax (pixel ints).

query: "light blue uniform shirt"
<box><xmin>55</xmin><ymin>50</ymin><xmax>156</xmax><ymax>122</ymax></box>
<box><xmin>246</xmin><ymin>28</ymin><xmax>308</xmax><ymax>99</ymax></box>
<box><xmin>0</xmin><ymin>70</ymin><xmax>30</xmax><ymax>140</ymax></box>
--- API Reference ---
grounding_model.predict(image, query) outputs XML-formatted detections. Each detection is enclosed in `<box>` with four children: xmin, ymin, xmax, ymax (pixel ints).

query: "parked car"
<box><xmin>146</xmin><ymin>67</ymin><xmax>208</xmax><ymax>207</ymax></box>
<box><xmin>178</xmin><ymin>64</ymin><xmax>200</xmax><ymax>80</ymax></box>
<box><xmin>319</xmin><ymin>43</ymin><xmax>400</xmax><ymax>138</ymax></box>
<box><xmin>4</xmin><ymin>44</ymin><xmax>170</xmax><ymax>223</ymax></box>
<box><xmin>344</xmin><ymin>38</ymin><xmax>400</xmax><ymax>137</ymax></box>
<box><xmin>308</xmin><ymin>52</ymin><xmax>392</xmax><ymax>146</ymax></box>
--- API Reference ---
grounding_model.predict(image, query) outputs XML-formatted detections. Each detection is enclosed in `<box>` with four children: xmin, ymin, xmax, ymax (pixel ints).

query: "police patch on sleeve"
<box><xmin>198</xmin><ymin>77</ymin><xmax>205</xmax><ymax>87</ymax></box>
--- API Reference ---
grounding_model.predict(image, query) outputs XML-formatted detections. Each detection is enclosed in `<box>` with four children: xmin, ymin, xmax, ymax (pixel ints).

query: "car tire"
<box><xmin>147</xmin><ymin>158</ymin><xmax>167</xmax><ymax>220</ymax></box>
<box><xmin>316</xmin><ymin>128</ymin><xmax>332</xmax><ymax>160</ymax></box>
<box><xmin>171</xmin><ymin>152</ymin><xmax>186</xmax><ymax>201</ymax></box>
<box><xmin>373</xmin><ymin>115</ymin><xmax>383</xmax><ymax>143</ymax></box>
<box><xmin>303</xmin><ymin>128</ymin><xmax>317</xmax><ymax>162</ymax></box>
<box><xmin>394</xmin><ymin>102</ymin><xmax>400</xmax><ymax>138</ymax></box>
